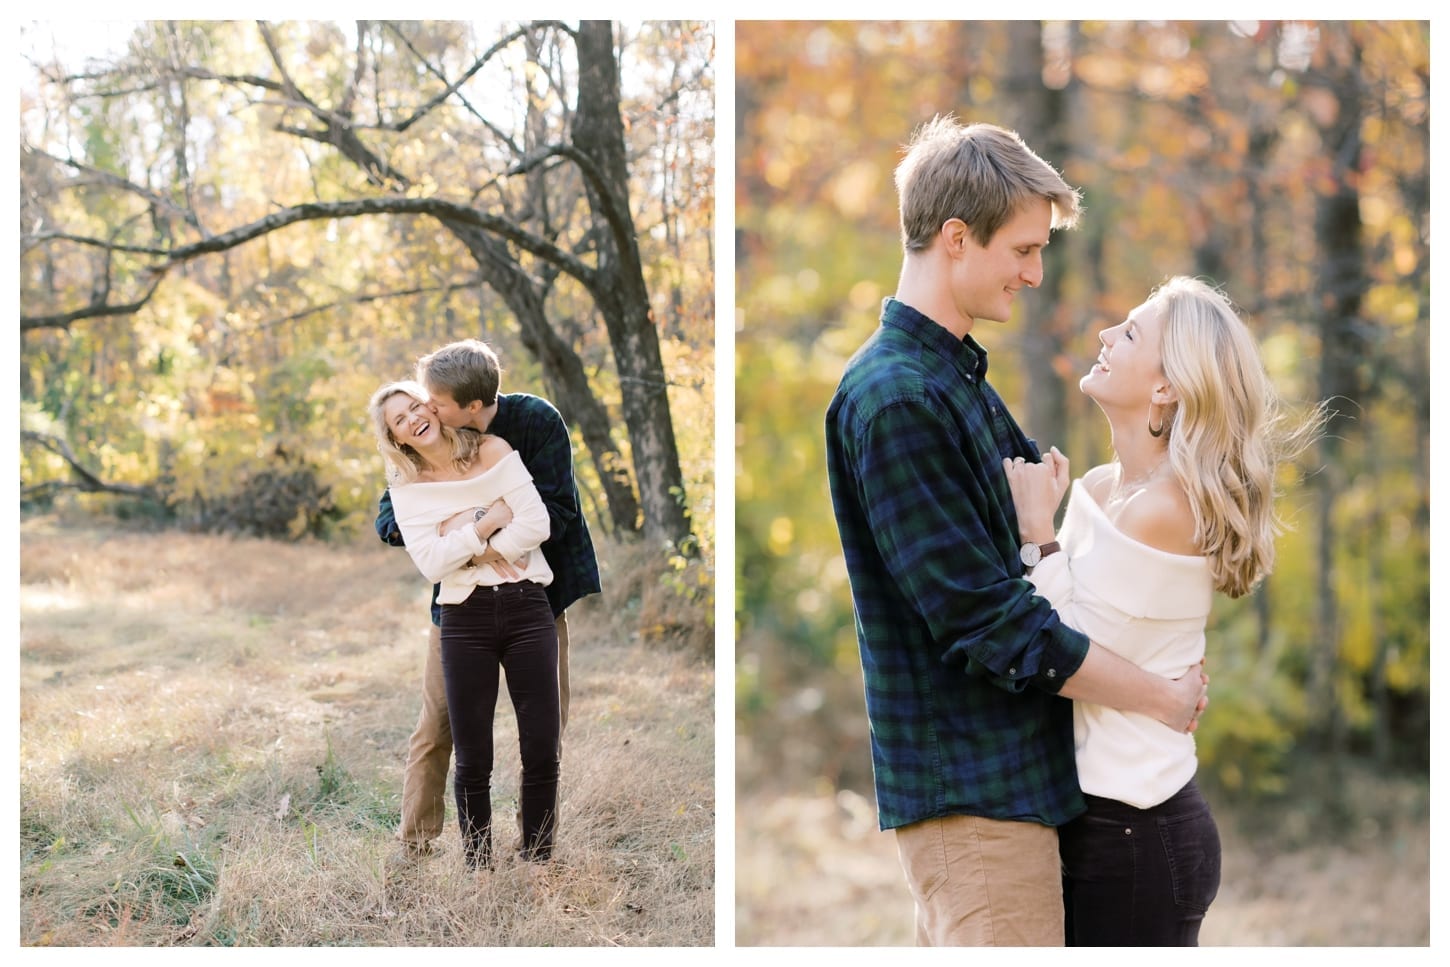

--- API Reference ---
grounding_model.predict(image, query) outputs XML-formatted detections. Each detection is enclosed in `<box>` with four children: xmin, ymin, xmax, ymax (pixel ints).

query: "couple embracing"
<box><xmin>827</xmin><ymin>117</ymin><xmax>1313</xmax><ymax>945</ymax></box>
<box><xmin>369</xmin><ymin>340</ymin><xmax>599</xmax><ymax>875</ymax></box>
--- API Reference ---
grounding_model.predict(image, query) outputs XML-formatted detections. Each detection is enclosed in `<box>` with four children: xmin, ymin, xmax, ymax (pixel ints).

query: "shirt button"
<box><xmin>1046</xmin><ymin>668</ymin><xmax>1057</xmax><ymax>678</ymax></box>
<box><xmin>1008</xmin><ymin>667</ymin><xmax>1017</xmax><ymax>676</ymax></box>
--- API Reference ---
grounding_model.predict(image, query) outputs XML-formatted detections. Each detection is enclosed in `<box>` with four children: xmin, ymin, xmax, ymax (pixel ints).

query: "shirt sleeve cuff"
<box><xmin>1033</xmin><ymin>623</ymin><xmax>1089</xmax><ymax>695</ymax></box>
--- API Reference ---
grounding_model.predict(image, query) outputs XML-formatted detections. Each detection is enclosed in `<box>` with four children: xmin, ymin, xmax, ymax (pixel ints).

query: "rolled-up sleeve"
<box><xmin>375</xmin><ymin>488</ymin><xmax>404</xmax><ymax>546</ymax></box>
<box><xmin>855</xmin><ymin>399</ymin><xmax>1088</xmax><ymax>694</ymax></box>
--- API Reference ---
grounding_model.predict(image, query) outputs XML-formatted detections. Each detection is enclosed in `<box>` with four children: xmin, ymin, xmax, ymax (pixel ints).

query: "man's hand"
<box><xmin>471</xmin><ymin>546</ymin><xmax>530</xmax><ymax>580</ymax></box>
<box><xmin>1162</xmin><ymin>660</ymin><xmax>1210</xmax><ymax>734</ymax></box>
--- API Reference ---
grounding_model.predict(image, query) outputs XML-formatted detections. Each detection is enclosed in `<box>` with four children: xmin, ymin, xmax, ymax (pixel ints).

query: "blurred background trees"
<box><xmin>20</xmin><ymin>20</ymin><xmax>714</xmax><ymax>563</ymax></box>
<box><xmin>736</xmin><ymin>20</ymin><xmax>1428</xmax><ymax>806</ymax></box>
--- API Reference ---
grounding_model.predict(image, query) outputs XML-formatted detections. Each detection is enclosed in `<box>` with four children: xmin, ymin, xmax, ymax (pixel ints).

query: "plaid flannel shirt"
<box><xmin>825</xmin><ymin>298</ymin><xmax>1091</xmax><ymax>831</ymax></box>
<box><xmin>376</xmin><ymin>392</ymin><xmax>602</xmax><ymax>624</ymax></box>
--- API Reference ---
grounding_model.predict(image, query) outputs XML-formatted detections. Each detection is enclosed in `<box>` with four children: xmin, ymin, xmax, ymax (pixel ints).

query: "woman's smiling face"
<box><xmin>1080</xmin><ymin>298</ymin><xmax>1169</xmax><ymax>408</ymax></box>
<box><xmin>383</xmin><ymin>391</ymin><xmax>441</xmax><ymax>449</ymax></box>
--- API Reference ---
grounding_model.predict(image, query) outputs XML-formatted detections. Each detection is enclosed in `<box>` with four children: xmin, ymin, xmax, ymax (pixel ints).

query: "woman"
<box><xmin>1005</xmin><ymin>276</ymin><xmax>1317</xmax><ymax>945</ymax></box>
<box><xmin>369</xmin><ymin>379</ymin><xmax>559</xmax><ymax>872</ymax></box>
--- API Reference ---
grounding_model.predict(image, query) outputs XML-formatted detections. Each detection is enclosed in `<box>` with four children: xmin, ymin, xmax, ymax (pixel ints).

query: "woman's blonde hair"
<box><xmin>368</xmin><ymin>380</ymin><xmax>481</xmax><ymax>483</ymax></box>
<box><xmin>1152</xmin><ymin>277</ymin><xmax>1321</xmax><ymax>598</ymax></box>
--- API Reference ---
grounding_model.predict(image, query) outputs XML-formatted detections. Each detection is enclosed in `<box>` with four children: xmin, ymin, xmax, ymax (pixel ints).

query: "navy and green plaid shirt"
<box><xmin>825</xmin><ymin>298</ymin><xmax>1091</xmax><ymax>831</ymax></box>
<box><xmin>376</xmin><ymin>392</ymin><xmax>602</xmax><ymax>624</ymax></box>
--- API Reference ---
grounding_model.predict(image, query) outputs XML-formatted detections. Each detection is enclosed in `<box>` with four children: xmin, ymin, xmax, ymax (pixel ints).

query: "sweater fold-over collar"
<box><xmin>1061</xmin><ymin>480</ymin><xmax>1213</xmax><ymax>620</ymax></box>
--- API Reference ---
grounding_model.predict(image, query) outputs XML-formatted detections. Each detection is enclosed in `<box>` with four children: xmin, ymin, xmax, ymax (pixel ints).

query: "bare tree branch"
<box><xmin>254</xmin><ymin>278</ymin><xmax>483</xmax><ymax>332</ymax></box>
<box><xmin>22</xmin><ymin>231</ymin><xmax>169</xmax><ymax>258</ymax></box>
<box><xmin>383</xmin><ymin>21</ymin><xmax>536</xmax><ymax>140</ymax></box>
<box><xmin>20</xmin><ymin>195</ymin><xmax>596</xmax><ymax>330</ymax></box>
<box><xmin>507</xmin><ymin>142</ymin><xmax>635</xmax><ymax>278</ymax></box>
<box><xmin>21</xmin><ymin>272</ymin><xmax>165</xmax><ymax>332</ymax></box>
<box><xmin>25</xmin><ymin>144</ymin><xmax>205</xmax><ymax>234</ymax></box>
<box><xmin>21</xmin><ymin>430</ymin><xmax>156</xmax><ymax>496</ymax></box>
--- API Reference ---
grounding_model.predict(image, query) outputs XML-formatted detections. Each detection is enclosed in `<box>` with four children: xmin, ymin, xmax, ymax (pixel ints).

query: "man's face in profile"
<box><xmin>422</xmin><ymin>383</ymin><xmax>475</xmax><ymax>430</ymax></box>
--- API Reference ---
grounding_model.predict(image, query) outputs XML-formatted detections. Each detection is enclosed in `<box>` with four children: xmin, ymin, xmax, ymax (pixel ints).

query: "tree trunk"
<box><xmin>444</xmin><ymin>220</ymin><xmax>643</xmax><ymax>535</ymax></box>
<box><xmin>1307</xmin><ymin>24</ymin><xmax>1370</xmax><ymax>764</ymax></box>
<box><xmin>1000</xmin><ymin>21</ymin><xmax>1072</xmax><ymax>457</ymax></box>
<box><xmin>571</xmin><ymin>20</ymin><xmax>693</xmax><ymax>548</ymax></box>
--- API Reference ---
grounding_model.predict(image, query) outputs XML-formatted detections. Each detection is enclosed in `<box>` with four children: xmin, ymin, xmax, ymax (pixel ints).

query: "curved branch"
<box><xmin>507</xmin><ymin>142</ymin><xmax>634</xmax><ymax>281</ymax></box>
<box><xmin>384</xmin><ymin>21</ymin><xmax>537</xmax><ymax>138</ymax></box>
<box><xmin>21</xmin><ymin>430</ymin><xmax>156</xmax><ymax>497</ymax></box>
<box><xmin>22</xmin><ymin>231</ymin><xmax>169</xmax><ymax>258</ymax></box>
<box><xmin>163</xmin><ymin>196</ymin><xmax>594</xmax><ymax>280</ymax></box>
<box><xmin>255</xmin><ymin>278</ymin><xmax>482</xmax><ymax>332</ymax></box>
<box><xmin>26</xmin><ymin>144</ymin><xmax>205</xmax><ymax>234</ymax></box>
<box><xmin>20</xmin><ymin>196</ymin><xmax>597</xmax><ymax>330</ymax></box>
<box><xmin>21</xmin><ymin>271</ymin><xmax>165</xmax><ymax>332</ymax></box>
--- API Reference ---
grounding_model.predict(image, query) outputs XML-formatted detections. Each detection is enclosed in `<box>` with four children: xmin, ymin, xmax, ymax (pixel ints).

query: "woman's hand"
<box><xmin>1003</xmin><ymin>446</ymin><xmax>1070</xmax><ymax>544</ymax></box>
<box><xmin>474</xmin><ymin>499</ymin><xmax>514</xmax><ymax>539</ymax></box>
<box><xmin>438</xmin><ymin>507</ymin><xmax>482</xmax><ymax>537</ymax></box>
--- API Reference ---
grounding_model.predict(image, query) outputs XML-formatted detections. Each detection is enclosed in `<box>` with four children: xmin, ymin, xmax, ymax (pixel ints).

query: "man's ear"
<box><xmin>940</xmin><ymin>218</ymin><xmax>971</xmax><ymax>257</ymax></box>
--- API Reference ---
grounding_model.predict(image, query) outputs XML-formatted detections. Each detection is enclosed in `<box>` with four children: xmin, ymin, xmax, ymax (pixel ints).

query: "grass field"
<box><xmin>19</xmin><ymin>516</ymin><xmax>714</xmax><ymax>947</ymax></box>
<box><xmin>735</xmin><ymin>751</ymin><xmax>1430</xmax><ymax>946</ymax></box>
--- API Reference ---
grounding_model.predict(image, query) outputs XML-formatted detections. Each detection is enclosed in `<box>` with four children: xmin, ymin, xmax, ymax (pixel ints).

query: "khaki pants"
<box><xmin>398</xmin><ymin>611</ymin><xmax>570</xmax><ymax>849</ymax></box>
<box><xmin>895</xmin><ymin>813</ymin><xmax>1064</xmax><ymax>946</ymax></box>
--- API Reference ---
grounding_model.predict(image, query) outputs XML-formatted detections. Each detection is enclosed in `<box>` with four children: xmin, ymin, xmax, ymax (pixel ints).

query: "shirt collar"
<box><xmin>881</xmin><ymin>297</ymin><xmax>989</xmax><ymax>381</ymax></box>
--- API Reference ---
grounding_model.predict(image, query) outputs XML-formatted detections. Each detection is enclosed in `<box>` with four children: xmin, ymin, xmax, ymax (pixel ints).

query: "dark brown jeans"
<box><xmin>1060</xmin><ymin>778</ymin><xmax>1222</xmax><ymax>946</ymax></box>
<box><xmin>440</xmin><ymin>582</ymin><xmax>560</xmax><ymax>869</ymax></box>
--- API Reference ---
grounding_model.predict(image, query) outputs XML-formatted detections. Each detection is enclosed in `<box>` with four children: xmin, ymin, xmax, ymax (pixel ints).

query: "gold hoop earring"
<box><xmin>1148</xmin><ymin>408</ymin><xmax>1166</xmax><ymax>438</ymax></box>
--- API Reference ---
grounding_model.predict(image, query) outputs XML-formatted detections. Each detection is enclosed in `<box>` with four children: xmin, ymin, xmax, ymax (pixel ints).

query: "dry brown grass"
<box><xmin>735</xmin><ymin>766</ymin><xmax>1430</xmax><ymax>947</ymax></box>
<box><xmin>19</xmin><ymin>516</ymin><xmax>713</xmax><ymax>947</ymax></box>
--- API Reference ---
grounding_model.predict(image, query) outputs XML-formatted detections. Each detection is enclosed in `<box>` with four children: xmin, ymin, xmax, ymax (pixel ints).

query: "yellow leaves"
<box><xmin>828</xmin><ymin>160</ymin><xmax>882</xmax><ymax>220</ymax></box>
<box><xmin>767</xmin><ymin>516</ymin><xmax>794</xmax><ymax>556</ymax></box>
<box><xmin>1112</xmin><ymin>144</ymin><xmax>1154</xmax><ymax>171</ymax></box>
<box><xmin>847</xmin><ymin>280</ymin><xmax>883</xmax><ymax>315</ymax></box>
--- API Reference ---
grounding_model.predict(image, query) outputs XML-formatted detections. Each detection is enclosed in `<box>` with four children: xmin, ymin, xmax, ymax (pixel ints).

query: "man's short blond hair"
<box><xmin>417</xmin><ymin>339</ymin><xmax>501</xmax><ymax>407</ymax></box>
<box><xmin>895</xmin><ymin>116</ymin><xmax>1082</xmax><ymax>252</ymax></box>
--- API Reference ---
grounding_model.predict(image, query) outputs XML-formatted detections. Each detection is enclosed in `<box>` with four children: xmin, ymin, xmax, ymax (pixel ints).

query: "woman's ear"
<box><xmin>1151</xmin><ymin>381</ymin><xmax>1179</xmax><ymax>407</ymax></box>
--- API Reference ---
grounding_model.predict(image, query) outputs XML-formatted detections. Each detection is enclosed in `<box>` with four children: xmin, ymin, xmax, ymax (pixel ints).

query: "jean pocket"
<box><xmin>1157</xmin><ymin>808</ymin><xmax>1222</xmax><ymax>913</ymax></box>
<box><xmin>1059</xmin><ymin>810</ymin><xmax>1138</xmax><ymax>884</ymax></box>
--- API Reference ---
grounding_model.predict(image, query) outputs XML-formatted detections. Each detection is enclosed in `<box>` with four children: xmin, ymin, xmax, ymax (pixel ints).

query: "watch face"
<box><xmin>1020</xmin><ymin>542</ymin><xmax>1040</xmax><ymax>567</ymax></box>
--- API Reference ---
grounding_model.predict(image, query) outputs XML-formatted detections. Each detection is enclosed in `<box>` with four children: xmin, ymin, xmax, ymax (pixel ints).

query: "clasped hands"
<box><xmin>1002</xmin><ymin>446</ymin><xmax>1070</xmax><ymax>543</ymax></box>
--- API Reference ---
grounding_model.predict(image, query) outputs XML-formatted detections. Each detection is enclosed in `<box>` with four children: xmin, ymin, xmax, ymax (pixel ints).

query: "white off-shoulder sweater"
<box><xmin>388</xmin><ymin>450</ymin><xmax>554</xmax><ymax>605</ymax></box>
<box><xmin>1027</xmin><ymin>480</ymin><xmax>1212</xmax><ymax>809</ymax></box>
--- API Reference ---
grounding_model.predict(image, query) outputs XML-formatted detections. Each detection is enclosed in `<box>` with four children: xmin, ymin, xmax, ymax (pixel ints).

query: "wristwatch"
<box><xmin>474</xmin><ymin>507</ymin><xmax>488</xmax><ymax>522</ymax></box>
<box><xmin>1019</xmin><ymin>540</ymin><xmax>1061</xmax><ymax>568</ymax></box>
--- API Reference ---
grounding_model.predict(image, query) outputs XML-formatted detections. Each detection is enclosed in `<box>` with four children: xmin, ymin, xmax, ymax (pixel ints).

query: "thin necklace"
<box><xmin>1108</xmin><ymin>457</ymin><xmax>1168</xmax><ymax>505</ymax></box>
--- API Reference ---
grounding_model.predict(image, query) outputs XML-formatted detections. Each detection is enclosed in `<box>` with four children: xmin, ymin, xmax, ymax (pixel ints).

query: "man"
<box><xmin>824</xmin><ymin>117</ymin><xmax>1207</xmax><ymax>946</ymax></box>
<box><xmin>376</xmin><ymin>338</ymin><xmax>601</xmax><ymax>858</ymax></box>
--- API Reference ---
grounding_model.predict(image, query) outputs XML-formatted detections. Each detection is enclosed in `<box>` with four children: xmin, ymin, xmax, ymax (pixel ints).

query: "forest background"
<box><xmin>18</xmin><ymin>19</ymin><xmax>716</xmax><ymax>946</ymax></box>
<box><xmin>735</xmin><ymin>21</ymin><xmax>1431</xmax><ymax>945</ymax></box>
